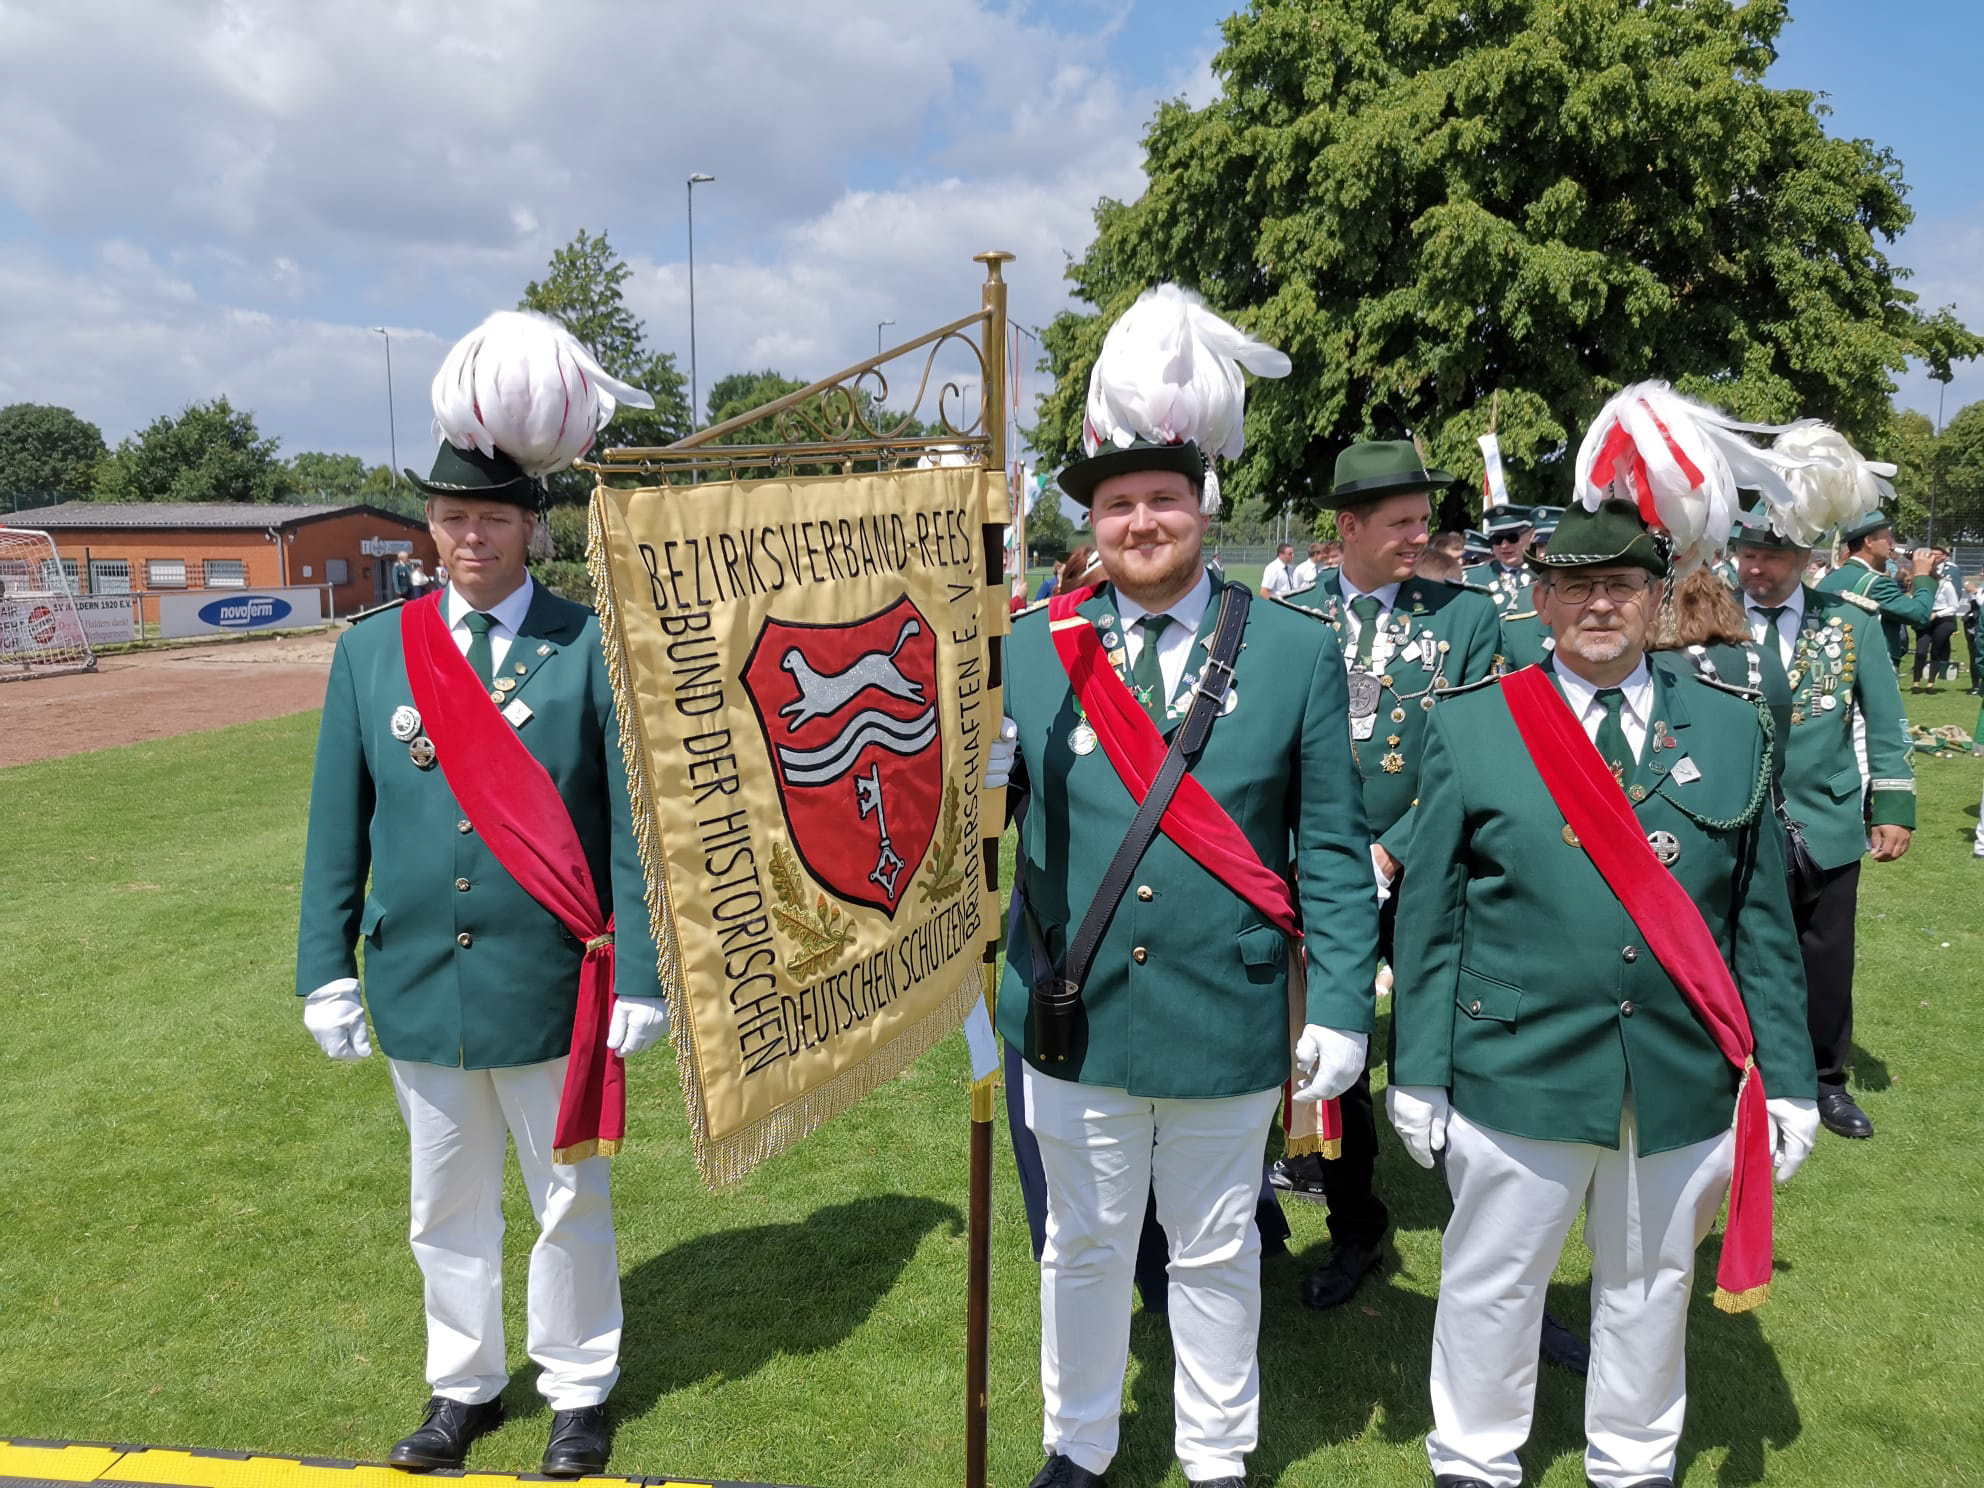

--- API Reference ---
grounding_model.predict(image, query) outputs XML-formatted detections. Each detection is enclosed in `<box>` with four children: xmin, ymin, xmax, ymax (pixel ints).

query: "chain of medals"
<box><xmin>1337</xmin><ymin>600</ymin><xmax>1452</xmax><ymax>777</ymax></box>
<box><xmin>1784</xmin><ymin>614</ymin><xmax>1856</xmax><ymax>727</ymax></box>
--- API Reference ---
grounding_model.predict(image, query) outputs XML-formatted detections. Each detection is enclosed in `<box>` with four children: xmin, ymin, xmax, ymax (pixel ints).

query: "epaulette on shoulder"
<box><xmin>1694</xmin><ymin>673</ymin><xmax>1764</xmax><ymax>701</ymax></box>
<box><xmin>1836</xmin><ymin>588</ymin><xmax>1881</xmax><ymax>614</ymax></box>
<box><xmin>1013</xmin><ymin>594</ymin><xmax>1052</xmax><ymax>619</ymax></box>
<box><xmin>1450</xmin><ymin>578</ymin><xmax>1496</xmax><ymax>597</ymax></box>
<box><xmin>1269</xmin><ymin>591</ymin><xmax>1331</xmax><ymax>621</ymax></box>
<box><xmin>1502</xmin><ymin>607</ymin><xmax>1539</xmax><ymax>622</ymax></box>
<box><xmin>351</xmin><ymin>598</ymin><xmax>407</xmax><ymax>622</ymax></box>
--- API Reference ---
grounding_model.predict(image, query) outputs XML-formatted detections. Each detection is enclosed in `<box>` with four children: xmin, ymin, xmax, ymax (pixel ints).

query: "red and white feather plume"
<box><xmin>1572</xmin><ymin>382</ymin><xmax>1809</xmax><ymax>574</ymax></box>
<box><xmin>1083</xmin><ymin>284</ymin><xmax>1291</xmax><ymax>514</ymax></box>
<box><xmin>430</xmin><ymin>310</ymin><xmax>655</xmax><ymax>478</ymax></box>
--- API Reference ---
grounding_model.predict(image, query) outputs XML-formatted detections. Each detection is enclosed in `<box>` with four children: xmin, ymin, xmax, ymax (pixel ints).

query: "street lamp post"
<box><xmin>876</xmin><ymin>318</ymin><xmax>895</xmax><ymax>357</ymax></box>
<box><xmin>372</xmin><ymin>327</ymin><xmax>399</xmax><ymax>484</ymax></box>
<box><xmin>686</xmin><ymin>173</ymin><xmax>716</xmax><ymax>444</ymax></box>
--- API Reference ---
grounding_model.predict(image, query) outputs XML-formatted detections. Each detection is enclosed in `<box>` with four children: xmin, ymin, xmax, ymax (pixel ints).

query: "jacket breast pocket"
<box><xmin>1456</xmin><ymin>965</ymin><xmax>1521</xmax><ymax>1026</ymax></box>
<box><xmin>359</xmin><ymin>899</ymin><xmax>386</xmax><ymax>945</ymax></box>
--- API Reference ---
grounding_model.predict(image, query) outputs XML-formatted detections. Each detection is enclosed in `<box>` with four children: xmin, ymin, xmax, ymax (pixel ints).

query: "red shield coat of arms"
<box><xmin>743</xmin><ymin>594</ymin><xmax>943</xmax><ymax>917</ymax></box>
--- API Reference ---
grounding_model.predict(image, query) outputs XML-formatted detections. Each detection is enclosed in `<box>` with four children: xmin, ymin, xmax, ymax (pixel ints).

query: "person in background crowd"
<box><xmin>407</xmin><ymin>557</ymin><xmax>434</xmax><ymax>599</ymax></box>
<box><xmin>1911</xmin><ymin>546</ymin><xmax>1961</xmax><ymax>691</ymax></box>
<box><xmin>1816</xmin><ymin>513</ymin><xmax>1936</xmax><ymax>668</ymax></box>
<box><xmin>1291</xmin><ymin>540</ymin><xmax>1327</xmax><ymax>590</ymax></box>
<box><xmin>1463</xmin><ymin>508</ymin><xmax>1533</xmax><ymax>615</ymax></box>
<box><xmin>1319</xmin><ymin>538</ymin><xmax>1344</xmax><ymax>570</ymax></box>
<box><xmin>1260</xmin><ymin>541</ymin><xmax>1298</xmax><ymax>600</ymax></box>
<box><xmin>390</xmin><ymin>553</ymin><xmax>413</xmax><ymax>600</ymax></box>
<box><xmin>1415</xmin><ymin>546</ymin><xmax>1463</xmax><ymax>583</ymax></box>
<box><xmin>1963</xmin><ymin>575</ymin><xmax>1983</xmax><ymax>696</ymax></box>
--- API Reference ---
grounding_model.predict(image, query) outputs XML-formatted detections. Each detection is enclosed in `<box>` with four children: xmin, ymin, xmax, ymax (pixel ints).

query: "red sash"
<box><xmin>1500</xmin><ymin>665</ymin><xmax>1773</xmax><ymax>1311</ymax></box>
<box><xmin>401</xmin><ymin>593</ymin><xmax>624</xmax><ymax>1164</ymax></box>
<box><xmin>1046</xmin><ymin>586</ymin><xmax>1341</xmax><ymax>1152</ymax></box>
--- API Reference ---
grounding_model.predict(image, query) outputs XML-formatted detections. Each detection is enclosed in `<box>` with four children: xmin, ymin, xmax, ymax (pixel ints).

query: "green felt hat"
<box><xmin>1839</xmin><ymin>510</ymin><xmax>1893</xmax><ymax>544</ymax></box>
<box><xmin>1728</xmin><ymin>514</ymin><xmax>1806</xmax><ymax>552</ymax></box>
<box><xmin>406</xmin><ymin>441</ymin><xmax>541</xmax><ymax>507</ymax></box>
<box><xmin>1526</xmin><ymin>498</ymin><xmax>1670</xmax><ymax>578</ymax></box>
<box><xmin>1483</xmin><ymin>506</ymin><xmax>1533</xmax><ymax>538</ymax></box>
<box><xmin>1326</xmin><ymin>440</ymin><xmax>1455</xmax><ymax>508</ymax></box>
<box><xmin>1058</xmin><ymin>438</ymin><xmax>1205</xmax><ymax>507</ymax></box>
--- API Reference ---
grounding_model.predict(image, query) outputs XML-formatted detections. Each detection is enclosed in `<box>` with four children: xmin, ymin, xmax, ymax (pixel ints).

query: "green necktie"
<box><xmin>1753</xmin><ymin>604</ymin><xmax>1788</xmax><ymax>666</ymax></box>
<box><xmin>1594</xmin><ymin>686</ymin><xmax>1631</xmax><ymax>785</ymax></box>
<box><xmin>464</xmin><ymin>611</ymin><xmax>496</xmax><ymax>690</ymax></box>
<box><xmin>1130</xmin><ymin>613</ymin><xmax>1174</xmax><ymax>724</ymax></box>
<box><xmin>1348</xmin><ymin>594</ymin><xmax>1382</xmax><ymax>667</ymax></box>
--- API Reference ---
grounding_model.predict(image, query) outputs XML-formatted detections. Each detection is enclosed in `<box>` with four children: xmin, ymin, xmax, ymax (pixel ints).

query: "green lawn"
<box><xmin>3</xmin><ymin>694</ymin><xmax>1981</xmax><ymax>1486</ymax></box>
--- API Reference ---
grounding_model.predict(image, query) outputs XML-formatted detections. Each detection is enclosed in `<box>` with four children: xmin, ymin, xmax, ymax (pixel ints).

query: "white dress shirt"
<box><xmin>1261</xmin><ymin>558</ymin><xmax>1296</xmax><ymax>599</ymax></box>
<box><xmin>1553</xmin><ymin>657</ymin><xmax>1652</xmax><ymax>765</ymax></box>
<box><xmin>1291</xmin><ymin>558</ymin><xmax>1320</xmax><ymax>590</ymax></box>
<box><xmin>1118</xmin><ymin>568</ymin><xmax>1214</xmax><ymax>709</ymax></box>
<box><xmin>1336</xmin><ymin>574</ymin><xmax>1404</xmax><ymax>658</ymax></box>
<box><xmin>1744</xmin><ymin>587</ymin><xmax>1804</xmax><ymax>669</ymax></box>
<box><xmin>445</xmin><ymin>575</ymin><xmax>535</xmax><ymax>676</ymax></box>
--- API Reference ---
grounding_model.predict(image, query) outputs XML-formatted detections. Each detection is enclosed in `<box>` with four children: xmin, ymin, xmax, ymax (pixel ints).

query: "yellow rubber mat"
<box><xmin>0</xmin><ymin>1440</ymin><xmax>801</xmax><ymax>1488</ymax></box>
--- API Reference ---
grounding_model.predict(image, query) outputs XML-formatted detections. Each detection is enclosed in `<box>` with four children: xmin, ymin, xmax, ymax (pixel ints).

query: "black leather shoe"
<box><xmin>540</xmin><ymin>1405</ymin><xmax>611</xmax><ymax>1477</ymax></box>
<box><xmin>1434</xmin><ymin>1477</ymin><xmax>1496</xmax><ymax>1487</ymax></box>
<box><xmin>1539</xmin><ymin>1309</ymin><xmax>1589</xmax><ymax>1375</ymax></box>
<box><xmin>388</xmin><ymin>1396</ymin><xmax>505</xmax><ymax>1470</ymax></box>
<box><xmin>1268</xmin><ymin>1154</ymin><xmax>1327</xmax><ymax>1200</ymax></box>
<box><xmin>1301</xmin><ymin>1239</ymin><xmax>1382</xmax><ymax>1309</ymax></box>
<box><xmin>1818</xmin><ymin>1091</ymin><xmax>1873</xmax><ymax>1139</ymax></box>
<box><xmin>1028</xmin><ymin>1454</ymin><xmax>1108</xmax><ymax>1488</ymax></box>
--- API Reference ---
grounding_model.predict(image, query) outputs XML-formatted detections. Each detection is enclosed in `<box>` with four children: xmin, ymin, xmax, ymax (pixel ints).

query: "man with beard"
<box><xmin>985</xmin><ymin>285</ymin><xmax>1377</xmax><ymax>1488</ymax></box>
<box><xmin>1271</xmin><ymin>440</ymin><xmax>1503</xmax><ymax>1316</ymax></box>
<box><xmin>1390</xmin><ymin>497</ymin><xmax>1815</xmax><ymax>1488</ymax></box>
<box><xmin>1730</xmin><ymin>519</ymin><xmax>1914</xmax><ymax>1139</ymax></box>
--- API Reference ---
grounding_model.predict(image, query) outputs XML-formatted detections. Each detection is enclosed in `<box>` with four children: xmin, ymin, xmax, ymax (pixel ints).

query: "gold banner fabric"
<box><xmin>590</xmin><ymin>467</ymin><xmax>1008</xmax><ymax>1185</ymax></box>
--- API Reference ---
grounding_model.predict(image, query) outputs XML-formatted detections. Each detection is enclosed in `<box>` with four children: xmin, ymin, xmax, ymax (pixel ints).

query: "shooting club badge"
<box><xmin>390</xmin><ymin>705</ymin><xmax>422</xmax><ymax>741</ymax></box>
<box><xmin>743</xmin><ymin>594</ymin><xmax>943</xmax><ymax>918</ymax></box>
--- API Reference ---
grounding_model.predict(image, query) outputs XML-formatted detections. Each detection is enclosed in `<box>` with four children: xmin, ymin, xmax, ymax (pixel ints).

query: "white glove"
<box><xmin>1386</xmin><ymin>1084</ymin><xmax>1451</xmax><ymax>1169</ymax></box>
<box><xmin>302</xmin><ymin>979</ymin><xmax>372</xmax><ymax>1061</ymax></box>
<box><xmin>1370</xmin><ymin>843</ymin><xmax>1397</xmax><ymax>905</ymax></box>
<box><xmin>984</xmin><ymin>716</ymin><xmax>1018</xmax><ymax>791</ymax></box>
<box><xmin>607</xmin><ymin>995</ymin><xmax>670</xmax><ymax>1057</ymax></box>
<box><xmin>1292</xmin><ymin>1024</ymin><xmax>1367</xmax><ymax>1103</ymax></box>
<box><xmin>1767</xmin><ymin>1096</ymin><xmax>1819</xmax><ymax>1183</ymax></box>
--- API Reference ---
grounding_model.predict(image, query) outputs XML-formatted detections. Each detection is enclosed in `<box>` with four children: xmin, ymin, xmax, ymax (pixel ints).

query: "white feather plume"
<box><xmin>429</xmin><ymin>310</ymin><xmax>656</xmax><ymax>478</ymax></box>
<box><xmin>1766</xmin><ymin>423</ymin><xmax>1897</xmax><ymax>547</ymax></box>
<box><xmin>1082</xmin><ymin>284</ymin><xmax>1290</xmax><ymax>472</ymax></box>
<box><xmin>1572</xmin><ymin>381</ymin><xmax>1809</xmax><ymax>575</ymax></box>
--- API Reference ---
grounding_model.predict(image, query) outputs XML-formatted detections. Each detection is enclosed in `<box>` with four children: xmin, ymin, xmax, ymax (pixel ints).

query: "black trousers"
<box><xmin>1795</xmin><ymin>860</ymin><xmax>1861</xmax><ymax>1092</ymax></box>
<box><xmin>1914</xmin><ymin>616</ymin><xmax>1956</xmax><ymax>683</ymax></box>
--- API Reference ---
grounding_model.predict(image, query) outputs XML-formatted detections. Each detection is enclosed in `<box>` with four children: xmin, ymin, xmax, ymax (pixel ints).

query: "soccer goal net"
<box><xmin>0</xmin><ymin>526</ymin><xmax>97</xmax><ymax>681</ymax></box>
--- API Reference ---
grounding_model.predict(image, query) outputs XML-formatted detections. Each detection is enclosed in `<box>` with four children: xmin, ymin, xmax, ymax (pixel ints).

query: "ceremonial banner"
<box><xmin>1479</xmin><ymin>431</ymin><xmax>1510</xmax><ymax>511</ymax></box>
<box><xmin>591</xmin><ymin>466</ymin><xmax>1007</xmax><ymax>1184</ymax></box>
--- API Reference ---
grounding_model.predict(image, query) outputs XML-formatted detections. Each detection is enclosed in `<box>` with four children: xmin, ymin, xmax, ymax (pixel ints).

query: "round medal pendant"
<box><xmin>390</xmin><ymin>705</ymin><xmax>422</xmax><ymax>742</ymax></box>
<box><xmin>1646</xmin><ymin>829</ymin><xmax>1681</xmax><ymax>867</ymax></box>
<box><xmin>1346</xmin><ymin>671</ymin><xmax>1382</xmax><ymax>718</ymax></box>
<box><xmin>408</xmin><ymin>735</ymin><xmax>438</xmax><ymax>770</ymax></box>
<box><xmin>1069</xmin><ymin>723</ymin><xmax>1098</xmax><ymax>755</ymax></box>
<box><xmin>1821</xmin><ymin>694</ymin><xmax>1838</xmax><ymax>712</ymax></box>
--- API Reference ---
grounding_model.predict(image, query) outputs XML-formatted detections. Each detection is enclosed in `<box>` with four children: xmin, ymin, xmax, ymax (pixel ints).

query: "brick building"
<box><xmin>7</xmin><ymin>502</ymin><xmax>439</xmax><ymax>622</ymax></box>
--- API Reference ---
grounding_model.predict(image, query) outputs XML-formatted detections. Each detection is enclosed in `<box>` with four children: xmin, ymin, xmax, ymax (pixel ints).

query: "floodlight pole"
<box><xmin>687</xmin><ymin>172</ymin><xmax>715</xmax><ymax>480</ymax></box>
<box><xmin>373</xmin><ymin>327</ymin><xmax>399</xmax><ymax>482</ymax></box>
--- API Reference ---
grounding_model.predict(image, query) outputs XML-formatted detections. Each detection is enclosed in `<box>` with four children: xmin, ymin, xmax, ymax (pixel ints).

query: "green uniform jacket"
<box><xmin>1497</xmin><ymin>586</ymin><xmax>1553</xmax><ymax>671</ymax></box>
<box><xmin>996</xmin><ymin>576</ymin><xmax>1380</xmax><ymax>1097</ymax></box>
<box><xmin>1662</xmin><ymin>640</ymin><xmax>1790</xmax><ymax>794</ymax></box>
<box><xmin>1462</xmin><ymin>560</ymin><xmax>1530</xmax><ymax>618</ymax></box>
<box><xmin>1774</xmin><ymin>585</ymin><xmax>1916</xmax><ymax>869</ymax></box>
<box><xmin>1392</xmin><ymin>658</ymin><xmax>1814</xmax><ymax>1154</ymax></box>
<box><xmin>1817</xmin><ymin>556</ymin><xmax>1936</xmax><ymax>665</ymax></box>
<box><xmin>295</xmin><ymin>586</ymin><xmax>661</xmax><ymax>1069</ymax></box>
<box><xmin>1280</xmin><ymin>569</ymin><xmax>1504</xmax><ymax>854</ymax></box>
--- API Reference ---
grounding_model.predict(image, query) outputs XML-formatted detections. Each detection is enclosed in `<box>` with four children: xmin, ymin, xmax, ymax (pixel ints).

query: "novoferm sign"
<box><xmin>158</xmin><ymin>586</ymin><xmax>326</xmax><ymax>639</ymax></box>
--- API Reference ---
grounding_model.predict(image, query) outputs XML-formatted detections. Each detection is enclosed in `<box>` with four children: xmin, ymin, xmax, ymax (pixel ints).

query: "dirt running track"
<box><xmin>0</xmin><ymin>631</ymin><xmax>340</xmax><ymax>768</ymax></box>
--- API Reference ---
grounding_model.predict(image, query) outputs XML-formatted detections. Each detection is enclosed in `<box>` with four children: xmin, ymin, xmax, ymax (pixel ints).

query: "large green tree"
<box><xmin>94</xmin><ymin>398</ymin><xmax>291</xmax><ymax>504</ymax></box>
<box><xmin>1035</xmin><ymin>0</ymin><xmax>1980</xmax><ymax>526</ymax></box>
<box><xmin>520</xmin><ymin>228</ymin><xmax>691</xmax><ymax>498</ymax></box>
<box><xmin>0</xmin><ymin>403</ymin><xmax>107</xmax><ymax>507</ymax></box>
<box><xmin>286</xmin><ymin>451</ymin><xmax>398</xmax><ymax>502</ymax></box>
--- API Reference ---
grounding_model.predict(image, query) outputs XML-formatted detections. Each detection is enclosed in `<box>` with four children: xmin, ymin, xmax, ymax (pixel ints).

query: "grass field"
<box><xmin>3</xmin><ymin>691</ymin><xmax>1982</xmax><ymax>1486</ymax></box>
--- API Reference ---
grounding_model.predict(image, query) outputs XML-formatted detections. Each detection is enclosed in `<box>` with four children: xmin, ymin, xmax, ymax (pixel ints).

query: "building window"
<box><xmin>146</xmin><ymin>558</ymin><xmax>188</xmax><ymax>589</ymax></box>
<box><xmin>89</xmin><ymin>559</ymin><xmax>132</xmax><ymax>595</ymax></box>
<box><xmin>326</xmin><ymin>558</ymin><xmax>349</xmax><ymax>584</ymax></box>
<box><xmin>204</xmin><ymin>559</ymin><xmax>247</xmax><ymax>588</ymax></box>
<box><xmin>39</xmin><ymin>559</ymin><xmax>80</xmax><ymax>593</ymax></box>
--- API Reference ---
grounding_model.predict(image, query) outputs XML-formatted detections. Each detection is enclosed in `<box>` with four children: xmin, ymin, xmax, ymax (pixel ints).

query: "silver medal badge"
<box><xmin>390</xmin><ymin>705</ymin><xmax>422</xmax><ymax>742</ymax></box>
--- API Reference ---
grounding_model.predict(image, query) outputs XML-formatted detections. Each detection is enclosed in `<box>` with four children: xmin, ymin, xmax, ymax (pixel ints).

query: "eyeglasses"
<box><xmin>1549</xmin><ymin>574</ymin><xmax>1651</xmax><ymax>605</ymax></box>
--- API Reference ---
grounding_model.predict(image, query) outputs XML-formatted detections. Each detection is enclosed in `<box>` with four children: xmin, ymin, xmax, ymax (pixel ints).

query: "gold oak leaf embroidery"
<box><xmin>769</xmin><ymin>839</ymin><xmax>853</xmax><ymax>977</ymax></box>
<box><xmin>917</xmin><ymin>778</ymin><xmax>968</xmax><ymax>905</ymax></box>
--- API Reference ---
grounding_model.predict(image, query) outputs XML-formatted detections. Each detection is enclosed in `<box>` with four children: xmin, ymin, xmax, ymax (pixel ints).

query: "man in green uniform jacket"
<box><xmin>1389</xmin><ymin>500</ymin><xmax>1815</xmax><ymax>1488</ymax></box>
<box><xmin>1273</xmin><ymin>440</ymin><xmax>1502</xmax><ymax>1312</ymax></box>
<box><xmin>296</xmin><ymin>439</ymin><xmax>664</xmax><ymax>1476</ymax></box>
<box><xmin>1732</xmin><ymin>519</ymin><xmax>1915</xmax><ymax>1140</ymax></box>
<box><xmin>1461</xmin><ymin>505</ymin><xmax>1532</xmax><ymax>616</ymax></box>
<box><xmin>1816</xmin><ymin>510</ymin><xmax>1938</xmax><ymax>666</ymax></box>
<box><xmin>984</xmin><ymin>285</ymin><xmax>1377</xmax><ymax>1488</ymax></box>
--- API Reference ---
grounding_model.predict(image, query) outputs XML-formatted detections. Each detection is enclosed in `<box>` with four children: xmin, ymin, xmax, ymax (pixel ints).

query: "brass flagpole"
<box><xmin>968</xmin><ymin>248</ymin><xmax>1012</xmax><ymax>1488</ymax></box>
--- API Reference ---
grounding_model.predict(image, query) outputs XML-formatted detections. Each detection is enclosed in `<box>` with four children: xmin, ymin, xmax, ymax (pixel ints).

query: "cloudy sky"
<box><xmin>1</xmin><ymin>0</ymin><xmax>1979</xmax><ymax>484</ymax></box>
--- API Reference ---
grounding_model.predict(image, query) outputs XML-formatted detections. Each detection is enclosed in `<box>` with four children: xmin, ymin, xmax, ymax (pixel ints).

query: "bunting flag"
<box><xmin>589</xmin><ymin>466</ymin><xmax>1009</xmax><ymax>1185</ymax></box>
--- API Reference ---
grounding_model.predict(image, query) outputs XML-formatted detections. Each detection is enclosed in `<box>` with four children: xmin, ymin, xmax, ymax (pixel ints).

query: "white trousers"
<box><xmin>1427</xmin><ymin>1107</ymin><xmax>1734</xmax><ymax>1488</ymax></box>
<box><xmin>389</xmin><ymin>1057</ymin><xmax>622</xmax><ymax>1409</ymax></box>
<box><xmin>1023</xmin><ymin>1064</ymin><xmax>1282</xmax><ymax>1483</ymax></box>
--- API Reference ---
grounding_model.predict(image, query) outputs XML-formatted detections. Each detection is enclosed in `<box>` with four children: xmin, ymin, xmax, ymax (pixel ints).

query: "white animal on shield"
<box><xmin>778</xmin><ymin>617</ymin><xmax>926</xmax><ymax>731</ymax></box>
